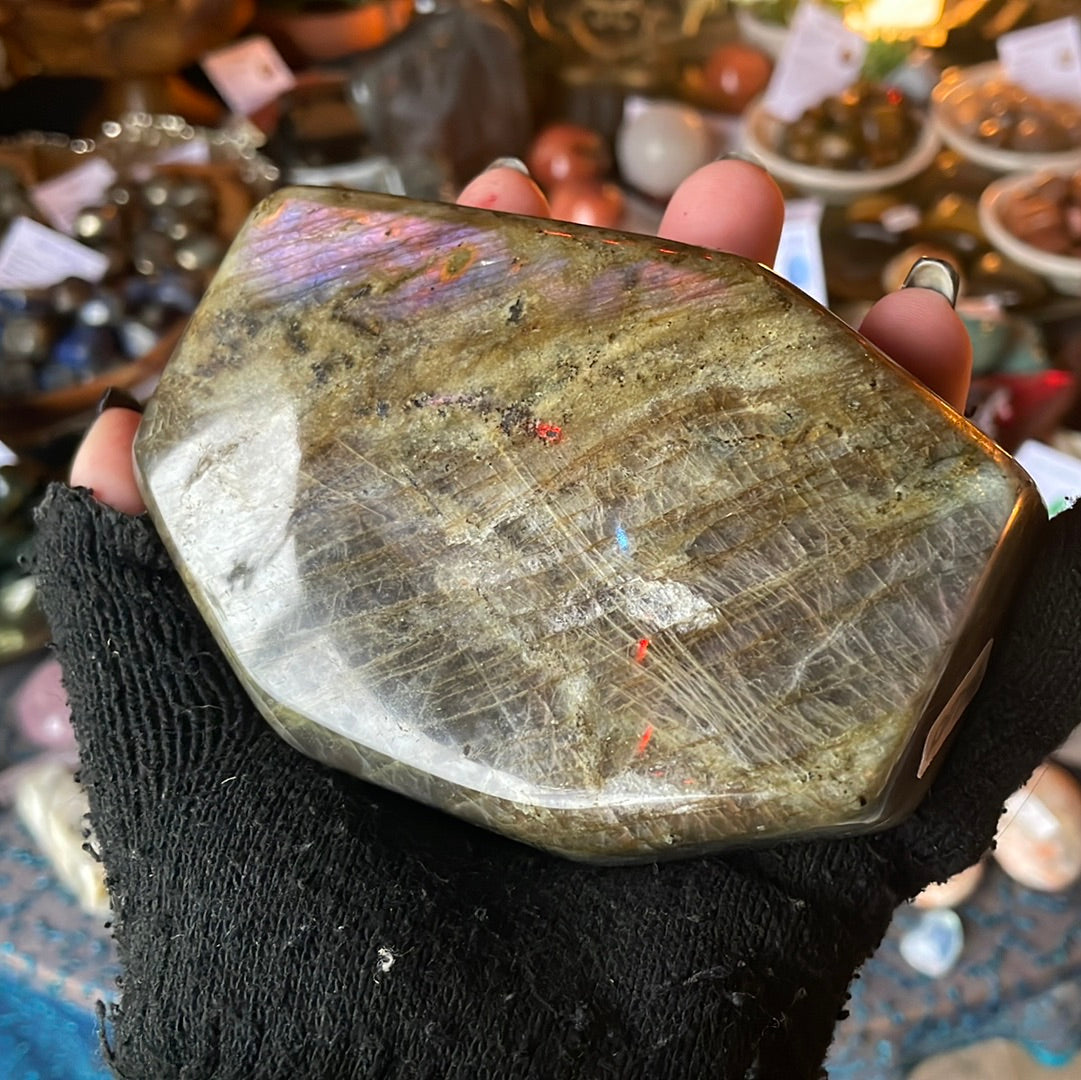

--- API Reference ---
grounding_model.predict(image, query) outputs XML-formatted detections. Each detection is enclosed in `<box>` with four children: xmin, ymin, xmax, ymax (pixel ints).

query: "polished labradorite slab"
<box><xmin>135</xmin><ymin>188</ymin><xmax>1044</xmax><ymax>863</ymax></box>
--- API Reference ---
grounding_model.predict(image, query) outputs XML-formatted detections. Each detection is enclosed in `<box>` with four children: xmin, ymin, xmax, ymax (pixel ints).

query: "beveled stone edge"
<box><xmin>865</xmin><ymin>471</ymin><xmax>1048</xmax><ymax>833</ymax></box>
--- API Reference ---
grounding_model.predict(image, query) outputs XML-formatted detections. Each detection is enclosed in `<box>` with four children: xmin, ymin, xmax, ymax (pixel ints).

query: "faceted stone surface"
<box><xmin>134</xmin><ymin>188</ymin><xmax>1045</xmax><ymax>863</ymax></box>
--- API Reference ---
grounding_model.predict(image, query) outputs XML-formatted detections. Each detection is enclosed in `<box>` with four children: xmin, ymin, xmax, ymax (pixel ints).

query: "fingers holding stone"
<box><xmin>461</xmin><ymin>158</ymin><xmax>784</xmax><ymax>269</ymax></box>
<box><xmin>69</xmin><ymin>403</ymin><xmax>145</xmax><ymax>515</ymax></box>
<box><xmin>658</xmin><ymin>159</ymin><xmax>785</xmax><ymax>266</ymax></box>
<box><xmin>657</xmin><ymin>170</ymin><xmax>970</xmax><ymax>412</ymax></box>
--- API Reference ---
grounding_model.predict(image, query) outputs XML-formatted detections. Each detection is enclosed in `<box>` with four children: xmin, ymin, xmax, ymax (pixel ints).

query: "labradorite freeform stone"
<box><xmin>134</xmin><ymin>188</ymin><xmax>1044</xmax><ymax>863</ymax></box>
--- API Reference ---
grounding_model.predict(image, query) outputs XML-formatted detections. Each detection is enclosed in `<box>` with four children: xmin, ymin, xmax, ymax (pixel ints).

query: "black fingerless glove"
<box><xmin>32</xmin><ymin>484</ymin><xmax>1081</xmax><ymax>1080</ymax></box>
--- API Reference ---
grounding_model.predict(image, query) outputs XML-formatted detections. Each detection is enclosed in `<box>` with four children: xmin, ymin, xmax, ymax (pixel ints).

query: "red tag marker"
<box><xmin>635</xmin><ymin>723</ymin><xmax>655</xmax><ymax>756</ymax></box>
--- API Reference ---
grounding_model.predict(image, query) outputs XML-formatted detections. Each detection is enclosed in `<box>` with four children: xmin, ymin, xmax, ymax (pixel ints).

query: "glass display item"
<box><xmin>349</xmin><ymin>0</ymin><xmax>530</xmax><ymax>188</ymax></box>
<box><xmin>135</xmin><ymin>189</ymin><xmax>1044</xmax><ymax>863</ymax></box>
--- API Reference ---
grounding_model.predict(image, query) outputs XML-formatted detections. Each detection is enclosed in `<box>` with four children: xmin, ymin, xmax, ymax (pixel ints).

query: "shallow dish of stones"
<box><xmin>980</xmin><ymin>169</ymin><xmax>1081</xmax><ymax>297</ymax></box>
<box><xmin>740</xmin><ymin>95</ymin><xmax>939</xmax><ymax>205</ymax></box>
<box><xmin>932</xmin><ymin>63</ymin><xmax>1081</xmax><ymax>175</ymax></box>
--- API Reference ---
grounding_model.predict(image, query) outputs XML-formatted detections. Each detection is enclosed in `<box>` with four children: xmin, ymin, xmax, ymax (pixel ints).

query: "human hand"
<box><xmin>35</xmin><ymin>162</ymin><xmax>1081</xmax><ymax>1080</ymax></box>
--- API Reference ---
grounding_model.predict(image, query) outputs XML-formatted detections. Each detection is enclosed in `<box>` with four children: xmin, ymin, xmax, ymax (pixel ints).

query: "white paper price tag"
<box><xmin>998</xmin><ymin>16</ymin><xmax>1081</xmax><ymax>105</ymax></box>
<box><xmin>879</xmin><ymin>203</ymin><xmax>921</xmax><ymax>234</ymax></box>
<box><xmin>31</xmin><ymin>158</ymin><xmax>117</xmax><ymax>235</ymax></box>
<box><xmin>1013</xmin><ymin>439</ymin><xmax>1081</xmax><ymax>518</ymax></box>
<box><xmin>156</xmin><ymin>139</ymin><xmax>212</xmax><ymax>167</ymax></box>
<box><xmin>774</xmin><ymin>199</ymin><xmax>828</xmax><ymax>306</ymax></box>
<box><xmin>0</xmin><ymin>217</ymin><xmax>109</xmax><ymax>290</ymax></box>
<box><xmin>202</xmin><ymin>35</ymin><xmax>296</xmax><ymax>117</ymax></box>
<box><xmin>762</xmin><ymin>2</ymin><xmax>868</xmax><ymax>123</ymax></box>
<box><xmin>130</xmin><ymin>137</ymin><xmax>213</xmax><ymax>182</ymax></box>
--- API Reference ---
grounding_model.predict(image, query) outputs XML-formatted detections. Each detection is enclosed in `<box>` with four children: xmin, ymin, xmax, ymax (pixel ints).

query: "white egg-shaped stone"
<box><xmin>616</xmin><ymin>102</ymin><xmax>715</xmax><ymax>199</ymax></box>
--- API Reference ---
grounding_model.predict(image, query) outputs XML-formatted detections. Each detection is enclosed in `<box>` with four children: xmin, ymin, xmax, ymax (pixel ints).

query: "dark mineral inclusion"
<box><xmin>134</xmin><ymin>188</ymin><xmax>1045</xmax><ymax>862</ymax></box>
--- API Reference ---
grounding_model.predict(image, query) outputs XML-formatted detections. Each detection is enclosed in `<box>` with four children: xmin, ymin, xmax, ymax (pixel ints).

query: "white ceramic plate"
<box><xmin>740</xmin><ymin>98</ymin><xmax>940</xmax><ymax>204</ymax></box>
<box><xmin>931</xmin><ymin>62</ymin><xmax>1081</xmax><ymax>175</ymax></box>
<box><xmin>978</xmin><ymin>168</ymin><xmax>1081</xmax><ymax>297</ymax></box>
<box><xmin>734</xmin><ymin>9</ymin><xmax>789</xmax><ymax>59</ymax></box>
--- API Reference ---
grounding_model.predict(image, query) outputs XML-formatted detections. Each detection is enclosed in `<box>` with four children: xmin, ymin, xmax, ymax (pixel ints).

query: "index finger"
<box><xmin>658</xmin><ymin>159</ymin><xmax>785</xmax><ymax>266</ymax></box>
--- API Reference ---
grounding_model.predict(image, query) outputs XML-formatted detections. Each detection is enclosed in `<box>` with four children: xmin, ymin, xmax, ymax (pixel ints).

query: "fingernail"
<box><xmin>483</xmin><ymin>157</ymin><xmax>531</xmax><ymax>177</ymax></box>
<box><xmin>716</xmin><ymin>152</ymin><xmax>766</xmax><ymax>169</ymax></box>
<box><xmin>902</xmin><ymin>257</ymin><xmax>960</xmax><ymax>308</ymax></box>
<box><xmin>96</xmin><ymin>387</ymin><xmax>143</xmax><ymax>415</ymax></box>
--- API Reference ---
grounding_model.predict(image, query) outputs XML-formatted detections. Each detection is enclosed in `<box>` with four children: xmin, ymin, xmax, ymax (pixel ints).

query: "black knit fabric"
<box><xmin>32</xmin><ymin>485</ymin><xmax>1081</xmax><ymax>1079</ymax></box>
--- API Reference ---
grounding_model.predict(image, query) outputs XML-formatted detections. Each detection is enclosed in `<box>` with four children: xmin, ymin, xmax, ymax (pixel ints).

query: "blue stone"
<box><xmin>117</xmin><ymin>320</ymin><xmax>160</xmax><ymax>360</ymax></box>
<box><xmin>0</xmin><ymin>288</ymin><xmax>47</xmax><ymax>315</ymax></box>
<box><xmin>51</xmin><ymin>326</ymin><xmax>115</xmax><ymax>376</ymax></box>
<box><xmin>899</xmin><ymin>909</ymin><xmax>964</xmax><ymax>977</ymax></box>
<box><xmin>36</xmin><ymin>364</ymin><xmax>79</xmax><ymax>392</ymax></box>
<box><xmin>76</xmin><ymin>291</ymin><xmax>124</xmax><ymax>330</ymax></box>
<box><xmin>151</xmin><ymin>270</ymin><xmax>202</xmax><ymax>314</ymax></box>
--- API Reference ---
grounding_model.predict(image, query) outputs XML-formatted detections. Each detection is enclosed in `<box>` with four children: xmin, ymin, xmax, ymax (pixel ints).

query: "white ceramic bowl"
<box><xmin>735</xmin><ymin>9</ymin><xmax>789</xmax><ymax>59</ymax></box>
<box><xmin>740</xmin><ymin>98</ymin><xmax>940</xmax><ymax>204</ymax></box>
<box><xmin>978</xmin><ymin>168</ymin><xmax>1081</xmax><ymax>296</ymax></box>
<box><xmin>931</xmin><ymin>62</ymin><xmax>1081</xmax><ymax>174</ymax></box>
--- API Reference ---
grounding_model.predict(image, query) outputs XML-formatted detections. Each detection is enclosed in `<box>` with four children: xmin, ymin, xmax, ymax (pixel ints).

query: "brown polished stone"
<box><xmin>134</xmin><ymin>188</ymin><xmax>1044</xmax><ymax>863</ymax></box>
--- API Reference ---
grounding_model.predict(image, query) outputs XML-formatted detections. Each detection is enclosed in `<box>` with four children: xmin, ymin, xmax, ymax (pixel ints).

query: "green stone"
<box><xmin>134</xmin><ymin>188</ymin><xmax>1045</xmax><ymax>863</ymax></box>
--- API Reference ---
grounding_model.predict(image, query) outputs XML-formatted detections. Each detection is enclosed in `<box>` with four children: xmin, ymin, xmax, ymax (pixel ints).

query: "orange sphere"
<box><xmin>527</xmin><ymin>124</ymin><xmax>610</xmax><ymax>191</ymax></box>
<box><xmin>549</xmin><ymin>179</ymin><xmax>625</xmax><ymax>229</ymax></box>
<box><xmin>701</xmin><ymin>43</ymin><xmax>773</xmax><ymax>114</ymax></box>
